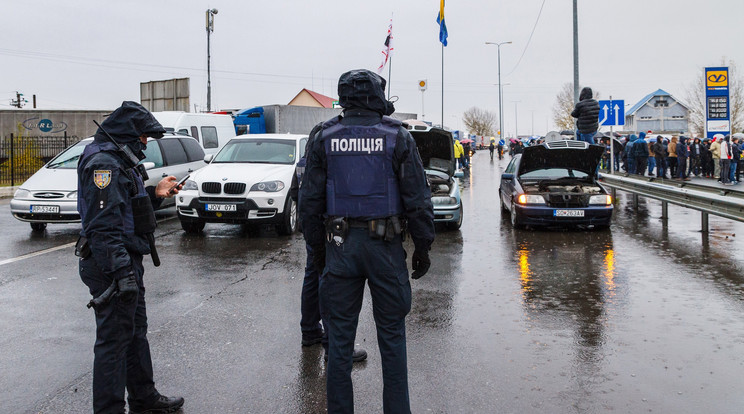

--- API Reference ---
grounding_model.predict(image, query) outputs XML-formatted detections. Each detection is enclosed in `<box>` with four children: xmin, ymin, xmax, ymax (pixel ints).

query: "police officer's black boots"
<box><xmin>128</xmin><ymin>394</ymin><xmax>185</xmax><ymax>414</ymax></box>
<box><xmin>324</xmin><ymin>348</ymin><xmax>368</xmax><ymax>363</ymax></box>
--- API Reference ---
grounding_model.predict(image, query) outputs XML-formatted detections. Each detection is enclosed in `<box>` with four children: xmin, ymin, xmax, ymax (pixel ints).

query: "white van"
<box><xmin>152</xmin><ymin>112</ymin><xmax>236</xmax><ymax>155</ymax></box>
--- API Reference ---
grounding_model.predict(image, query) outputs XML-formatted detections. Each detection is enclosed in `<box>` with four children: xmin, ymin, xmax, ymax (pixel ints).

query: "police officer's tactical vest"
<box><xmin>322</xmin><ymin>115</ymin><xmax>403</xmax><ymax>219</ymax></box>
<box><xmin>78</xmin><ymin>141</ymin><xmax>149</xmax><ymax>238</ymax></box>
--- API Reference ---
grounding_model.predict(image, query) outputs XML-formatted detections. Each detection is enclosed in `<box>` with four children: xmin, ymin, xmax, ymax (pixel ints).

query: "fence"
<box><xmin>0</xmin><ymin>133</ymin><xmax>80</xmax><ymax>186</ymax></box>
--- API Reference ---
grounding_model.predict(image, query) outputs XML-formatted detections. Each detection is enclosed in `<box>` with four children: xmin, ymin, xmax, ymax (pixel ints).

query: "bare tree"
<box><xmin>685</xmin><ymin>58</ymin><xmax>744</xmax><ymax>136</ymax></box>
<box><xmin>462</xmin><ymin>107</ymin><xmax>497</xmax><ymax>136</ymax></box>
<box><xmin>553</xmin><ymin>82</ymin><xmax>576</xmax><ymax>131</ymax></box>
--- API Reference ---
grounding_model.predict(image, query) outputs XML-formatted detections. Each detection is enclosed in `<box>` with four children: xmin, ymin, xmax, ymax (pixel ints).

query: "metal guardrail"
<box><xmin>599</xmin><ymin>173</ymin><xmax>744</xmax><ymax>230</ymax></box>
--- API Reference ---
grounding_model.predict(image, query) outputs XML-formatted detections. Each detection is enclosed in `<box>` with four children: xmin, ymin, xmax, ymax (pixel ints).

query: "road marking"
<box><xmin>0</xmin><ymin>216</ymin><xmax>177</xmax><ymax>266</ymax></box>
<box><xmin>0</xmin><ymin>242</ymin><xmax>76</xmax><ymax>266</ymax></box>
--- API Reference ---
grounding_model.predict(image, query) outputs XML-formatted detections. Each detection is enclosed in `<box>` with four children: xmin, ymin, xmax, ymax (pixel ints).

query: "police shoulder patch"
<box><xmin>94</xmin><ymin>170</ymin><xmax>112</xmax><ymax>189</ymax></box>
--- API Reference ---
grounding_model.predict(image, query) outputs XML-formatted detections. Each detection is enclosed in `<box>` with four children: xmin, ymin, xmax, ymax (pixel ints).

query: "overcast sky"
<box><xmin>4</xmin><ymin>0</ymin><xmax>744</xmax><ymax>136</ymax></box>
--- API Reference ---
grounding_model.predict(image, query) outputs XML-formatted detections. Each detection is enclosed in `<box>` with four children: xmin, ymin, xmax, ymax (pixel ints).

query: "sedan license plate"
<box><xmin>30</xmin><ymin>205</ymin><xmax>60</xmax><ymax>214</ymax></box>
<box><xmin>554</xmin><ymin>209</ymin><xmax>585</xmax><ymax>217</ymax></box>
<box><xmin>205</xmin><ymin>204</ymin><xmax>237</xmax><ymax>212</ymax></box>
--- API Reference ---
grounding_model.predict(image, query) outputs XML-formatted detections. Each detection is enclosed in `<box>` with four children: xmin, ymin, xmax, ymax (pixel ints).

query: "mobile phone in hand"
<box><xmin>169</xmin><ymin>174</ymin><xmax>190</xmax><ymax>194</ymax></box>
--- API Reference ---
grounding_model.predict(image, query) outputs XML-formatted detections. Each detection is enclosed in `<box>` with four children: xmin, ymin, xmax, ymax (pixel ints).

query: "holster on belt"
<box><xmin>75</xmin><ymin>236</ymin><xmax>91</xmax><ymax>259</ymax></box>
<box><xmin>131</xmin><ymin>195</ymin><xmax>160</xmax><ymax>266</ymax></box>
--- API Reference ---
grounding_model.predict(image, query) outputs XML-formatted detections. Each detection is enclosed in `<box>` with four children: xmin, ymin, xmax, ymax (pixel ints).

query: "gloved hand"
<box><xmin>312</xmin><ymin>245</ymin><xmax>326</xmax><ymax>275</ymax></box>
<box><xmin>116</xmin><ymin>272</ymin><xmax>138</xmax><ymax>304</ymax></box>
<box><xmin>411</xmin><ymin>249</ymin><xmax>431</xmax><ymax>279</ymax></box>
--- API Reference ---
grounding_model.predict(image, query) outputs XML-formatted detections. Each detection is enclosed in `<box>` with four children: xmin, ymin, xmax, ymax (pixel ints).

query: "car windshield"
<box><xmin>213</xmin><ymin>139</ymin><xmax>296</xmax><ymax>164</ymax></box>
<box><xmin>520</xmin><ymin>168</ymin><xmax>589</xmax><ymax>180</ymax></box>
<box><xmin>46</xmin><ymin>140</ymin><xmax>90</xmax><ymax>169</ymax></box>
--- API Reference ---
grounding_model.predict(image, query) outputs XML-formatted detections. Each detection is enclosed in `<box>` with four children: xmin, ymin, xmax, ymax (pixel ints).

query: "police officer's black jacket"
<box><xmin>571</xmin><ymin>87</ymin><xmax>600</xmax><ymax>134</ymax></box>
<box><xmin>77</xmin><ymin>102</ymin><xmax>165</xmax><ymax>280</ymax></box>
<box><xmin>300</xmin><ymin>108</ymin><xmax>435</xmax><ymax>254</ymax></box>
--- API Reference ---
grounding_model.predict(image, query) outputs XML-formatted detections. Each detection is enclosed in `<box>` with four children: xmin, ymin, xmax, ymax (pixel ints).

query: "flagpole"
<box><xmin>387</xmin><ymin>56</ymin><xmax>392</xmax><ymax>100</ymax></box>
<box><xmin>441</xmin><ymin>43</ymin><xmax>444</xmax><ymax>127</ymax></box>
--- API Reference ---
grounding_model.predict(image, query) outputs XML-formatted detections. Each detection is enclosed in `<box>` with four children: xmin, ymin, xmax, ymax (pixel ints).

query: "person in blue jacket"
<box><xmin>77</xmin><ymin>101</ymin><xmax>184</xmax><ymax>414</ymax></box>
<box><xmin>299</xmin><ymin>69</ymin><xmax>435</xmax><ymax>414</ymax></box>
<box><xmin>633</xmin><ymin>131</ymin><xmax>650</xmax><ymax>176</ymax></box>
<box><xmin>625</xmin><ymin>134</ymin><xmax>638</xmax><ymax>175</ymax></box>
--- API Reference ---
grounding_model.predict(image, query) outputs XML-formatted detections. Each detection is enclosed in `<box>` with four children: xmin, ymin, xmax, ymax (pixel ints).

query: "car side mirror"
<box><xmin>501</xmin><ymin>173</ymin><xmax>514</xmax><ymax>180</ymax></box>
<box><xmin>141</xmin><ymin>162</ymin><xmax>156</xmax><ymax>170</ymax></box>
<box><xmin>203</xmin><ymin>154</ymin><xmax>214</xmax><ymax>163</ymax></box>
<box><xmin>454</xmin><ymin>170</ymin><xmax>464</xmax><ymax>179</ymax></box>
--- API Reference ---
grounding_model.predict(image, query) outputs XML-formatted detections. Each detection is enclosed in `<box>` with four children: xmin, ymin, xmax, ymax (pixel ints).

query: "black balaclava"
<box><xmin>95</xmin><ymin>101</ymin><xmax>166</xmax><ymax>159</ymax></box>
<box><xmin>337</xmin><ymin>69</ymin><xmax>395</xmax><ymax>116</ymax></box>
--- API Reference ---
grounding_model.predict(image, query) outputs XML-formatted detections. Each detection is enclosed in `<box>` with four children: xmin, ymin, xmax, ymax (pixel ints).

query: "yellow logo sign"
<box><xmin>707</xmin><ymin>70</ymin><xmax>728</xmax><ymax>87</ymax></box>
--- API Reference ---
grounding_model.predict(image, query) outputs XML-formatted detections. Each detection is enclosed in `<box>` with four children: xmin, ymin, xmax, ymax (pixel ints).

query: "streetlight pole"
<box><xmin>513</xmin><ymin>101</ymin><xmax>520</xmax><ymax>140</ymax></box>
<box><xmin>206</xmin><ymin>8</ymin><xmax>218</xmax><ymax>112</ymax></box>
<box><xmin>486</xmin><ymin>41</ymin><xmax>512</xmax><ymax>141</ymax></box>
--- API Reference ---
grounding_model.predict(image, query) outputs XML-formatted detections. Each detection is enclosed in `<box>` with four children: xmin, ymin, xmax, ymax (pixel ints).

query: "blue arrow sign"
<box><xmin>598</xmin><ymin>99</ymin><xmax>625</xmax><ymax>126</ymax></box>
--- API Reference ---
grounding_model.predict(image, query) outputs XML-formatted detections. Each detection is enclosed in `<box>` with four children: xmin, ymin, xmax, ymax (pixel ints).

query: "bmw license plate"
<box><xmin>30</xmin><ymin>205</ymin><xmax>60</xmax><ymax>214</ymax></box>
<box><xmin>205</xmin><ymin>204</ymin><xmax>237</xmax><ymax>212</ymax></box>
<box><xmin>554</xmin><ymin>209</ymin><xmax>585</xmax><ymax>217</ymax></box>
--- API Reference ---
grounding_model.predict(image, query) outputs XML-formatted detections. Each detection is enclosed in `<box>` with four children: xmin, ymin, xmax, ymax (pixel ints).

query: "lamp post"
<box><xmin>485</xmin><ymin>41</ymin><xmax>512</xmax><ymax>141</ymax></box>
<box><xmin>206</xmin><ymin>8</ymin><xmax>218</xmax><ymax>112</ymax></box>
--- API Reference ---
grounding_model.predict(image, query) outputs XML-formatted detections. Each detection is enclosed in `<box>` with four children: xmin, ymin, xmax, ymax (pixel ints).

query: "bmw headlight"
<box><xmin>517</xmin><ymin>194</ymin><xmax>545</xmax><ymax>205</ymax></box>
<box><xmin>250</xmin><ymin>180</ymin><xmax>285</xmax><ymax>192</ymax></box>
<box><xmin>182</xmin><ymin>179</ymin><xmax>198</xmax><ymax>191</ymax></box>
<box><xmin>66</xmin><ymin>191</ymin><xmax>77</xmax><ymax>199</ymax></box>
<box><xmin>14</xmin><ymin>189</ymin><xmax>30</xmax><ymax>198</ymax></box>
<box><xmin>589</xmin><ymin>194</ymin><xmax>612</xmax><ymax>205</ymax></box>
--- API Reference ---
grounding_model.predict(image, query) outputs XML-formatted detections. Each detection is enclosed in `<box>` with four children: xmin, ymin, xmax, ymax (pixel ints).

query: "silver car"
<box><xmin>10</xmin><ymin>134</ymin><xmax>205</xmax><ymax>231</ymax></box>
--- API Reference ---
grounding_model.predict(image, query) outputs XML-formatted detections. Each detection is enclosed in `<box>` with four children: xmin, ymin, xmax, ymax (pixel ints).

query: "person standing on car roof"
<box><xmin>300</xmin><ymin>69</ymin><xmax>435</xmax><ymax>414</ymax></box>
<box><xmin>571</xmin><ymin>86</ymin><xmax>600</xmax><ymax>145</ymax></box>
<box><xmin>76</xmin><ymin>101</ymin><xmax>184</xmax><ymax>414</ymax></box>
<box><xmin>289</xmin><ymin>125</ymin><xmax>367</xmax><ymax>364</ymax></box>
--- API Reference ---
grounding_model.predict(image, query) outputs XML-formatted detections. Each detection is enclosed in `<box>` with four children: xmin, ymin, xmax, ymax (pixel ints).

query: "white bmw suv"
<box><xmin>176</xmin><ymin>134</ymin><xmax>307</xmax><ymax>234</ymax></box>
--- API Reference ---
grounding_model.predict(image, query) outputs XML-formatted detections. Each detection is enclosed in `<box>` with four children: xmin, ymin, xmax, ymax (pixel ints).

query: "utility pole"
<box><xmin>573</xmin><ymin>0</ymin><xmax>579</xmax><ymax>104</ymax></box>
<box><xmin>11</xmin><ymin>91</ymin><xmax>28</xmax><ymax>108</ymax></box>
<box><xmin>206</xmin><ymin>8</ymin><xmax>218</xmax><ymax>112</ymax></box>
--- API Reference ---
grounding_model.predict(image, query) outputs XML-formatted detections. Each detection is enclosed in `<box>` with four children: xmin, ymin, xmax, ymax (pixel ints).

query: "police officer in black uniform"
<box><xmin>300</xmin><ymin>69</ymin><xmax>435</xmax><ymax>414</ymax></box>
<box><xmin>77</xmin><ymin>101</ymin><xmax>184</xmax><ymax>414</ymax></box>
<box><xmin>290</xmin><ymin>128</ymin><xmax>367</xmax><ymax>363</ymax></box>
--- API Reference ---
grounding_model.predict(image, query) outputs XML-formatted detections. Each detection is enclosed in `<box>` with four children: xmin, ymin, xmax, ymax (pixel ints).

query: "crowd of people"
<box><xmin>602</xmin><ymin>133</ymin><xmax>744</xmax><ymax>185</ymax></box>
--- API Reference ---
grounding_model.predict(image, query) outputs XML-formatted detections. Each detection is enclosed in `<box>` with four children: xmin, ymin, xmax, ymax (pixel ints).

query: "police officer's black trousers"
<box><xmin>321</xmin><ymin>228</ymin><xmax>412</xmax><ymax>414</ymax></box>
<box><xmin>80</xmin><ymin>254</ymin><xmax>157</xmax><ymax>414</ymax></box>
<box><xmin>301</xmin><ymin>243</ymin><xmax>328</xmax><ymax>349</ymax></box>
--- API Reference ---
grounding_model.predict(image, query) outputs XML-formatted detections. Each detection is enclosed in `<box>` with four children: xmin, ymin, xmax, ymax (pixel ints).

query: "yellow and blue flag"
<box><xmin>436</xmin><ymin>0</ymin><xmax>448</xmax><ymax>46</ymax></box>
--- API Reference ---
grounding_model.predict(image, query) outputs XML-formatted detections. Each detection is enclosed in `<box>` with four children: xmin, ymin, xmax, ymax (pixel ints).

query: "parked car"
<box><xmin>176</xmin><ymin>134</ymin><xmax>307</xmax><ymax>235</ymax></box>
<box><xmin>407</xmin><ymin>124</ymin><xmax>463</xmax><ymax>230</ymax></box>
<box><xmin>10</xmin><ymin>134</ymin><xmax>205</xmax><ymax>231</ymax></box>
<box><xmin>152</xmin><ymin>111</ymin><xmax>236</xmax><ymax>155</ymax></box>
<box><xmin>499</xmin><ymin>139</ymin><xmax>613</xmax><ymax>229</ymax></box>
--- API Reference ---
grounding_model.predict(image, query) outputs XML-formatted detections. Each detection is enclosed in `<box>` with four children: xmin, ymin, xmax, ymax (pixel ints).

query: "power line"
<box><xmin>504</xmin><ymin>0</ymin><xmax>547</xmax><ymax>77</ymax></box>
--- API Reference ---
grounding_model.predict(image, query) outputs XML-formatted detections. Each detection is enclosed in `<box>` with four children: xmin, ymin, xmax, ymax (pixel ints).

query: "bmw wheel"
<box><xmin>277</xmin><ymin>197</ymin><xmax>298</xmax><ymax>235</ymax></box>
<box><xmin>180</xmin><ymin>218</ymin><xmax>205</xmax><ymax>234</ymax></box>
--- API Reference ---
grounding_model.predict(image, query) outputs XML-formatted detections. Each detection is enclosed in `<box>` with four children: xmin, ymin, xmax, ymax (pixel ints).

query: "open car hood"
<box><xmin>409</xmin><ymin>127</ymin><xmax>455</xmax><ymax>177</ymax></box>
<box><xmin>518</xmin><ymin>140</ymin><xmax>605</xmax><ymax>178</ymax></box>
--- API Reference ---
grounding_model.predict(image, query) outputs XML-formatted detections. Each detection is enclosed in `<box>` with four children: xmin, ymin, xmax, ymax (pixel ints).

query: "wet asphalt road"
<box><xmin>2</xmin><ymin>152</ymin><xmax>744</xmax><ymax>413</ymax></box>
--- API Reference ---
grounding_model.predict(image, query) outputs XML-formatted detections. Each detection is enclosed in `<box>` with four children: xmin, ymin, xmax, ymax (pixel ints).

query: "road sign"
<box><xmin>598</xmin><ymin>100</ymin><xmax>625</xmax><ymax>126</ymax></box>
